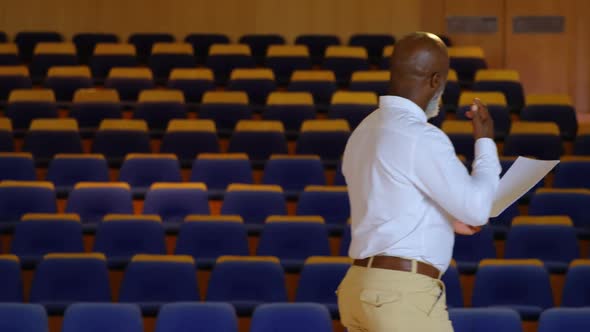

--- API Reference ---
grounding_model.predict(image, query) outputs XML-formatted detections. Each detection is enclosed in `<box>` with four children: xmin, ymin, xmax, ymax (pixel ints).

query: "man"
<box><xmin>337</xmin><ymin>32</ymin><xmax>501</xmax><ymax>332</ymax></box>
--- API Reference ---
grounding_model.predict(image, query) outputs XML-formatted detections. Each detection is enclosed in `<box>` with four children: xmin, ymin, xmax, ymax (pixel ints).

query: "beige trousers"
<box><xmin>337</xmin><ymin>263</ymin><xmax>454</xmax><ymax>332</ymax></box>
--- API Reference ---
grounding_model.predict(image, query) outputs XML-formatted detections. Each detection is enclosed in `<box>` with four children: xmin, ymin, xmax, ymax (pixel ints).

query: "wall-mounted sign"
<box><xmin>446</xmin><ymin>16</ymin><xmax>498</xmax><ymax>34</ymax></box>
<box><xmin>513</xmin><ymin>16</ymin><xmax>565</xmax><ymax>33</ymax></box>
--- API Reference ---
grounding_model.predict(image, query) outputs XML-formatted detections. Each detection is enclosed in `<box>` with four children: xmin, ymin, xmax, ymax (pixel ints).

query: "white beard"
<box><xmin>425</xmin><ymin>87</ymin><xmax>444</xmax><ymax>119</ymax></box>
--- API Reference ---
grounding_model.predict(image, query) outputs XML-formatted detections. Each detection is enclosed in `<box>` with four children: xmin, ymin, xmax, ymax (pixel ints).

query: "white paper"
<box><xmin>490</xmin><ymin>156</ymin><xmax>559</xmax><ymax>217</ymax></box>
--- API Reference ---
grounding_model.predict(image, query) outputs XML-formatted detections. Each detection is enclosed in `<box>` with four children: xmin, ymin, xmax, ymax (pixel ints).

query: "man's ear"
<box><xmin>430</xmin><ymin>72</ymin><xmax>442</xmax><ymax>89</ymax></box>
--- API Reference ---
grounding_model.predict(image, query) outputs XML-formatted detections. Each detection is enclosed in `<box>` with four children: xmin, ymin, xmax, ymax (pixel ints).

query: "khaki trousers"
<box><xmin>337</xmin><ymin>263</ymin><xmax>454</xmax><ymax>332</ymax></box>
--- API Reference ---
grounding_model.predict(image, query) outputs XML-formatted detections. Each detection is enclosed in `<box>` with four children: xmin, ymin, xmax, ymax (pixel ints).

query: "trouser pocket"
<box><xmin>359</xmin><ymin>289</ymin><xmax>402</xmax><ymax>307</ymax></box>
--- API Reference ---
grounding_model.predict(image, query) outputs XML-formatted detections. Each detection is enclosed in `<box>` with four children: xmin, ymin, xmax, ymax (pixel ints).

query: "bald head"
<box><xmin>389</xmin><ymin>32</ymin><xmax>449</xmax><ymax>112</ymax></box>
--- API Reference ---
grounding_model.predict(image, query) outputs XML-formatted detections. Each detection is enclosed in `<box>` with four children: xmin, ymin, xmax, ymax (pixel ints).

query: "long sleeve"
<box><xmin>412</xmin><ymin>130</ymin><xmax>501</xmax><ymax>226</ymax></box>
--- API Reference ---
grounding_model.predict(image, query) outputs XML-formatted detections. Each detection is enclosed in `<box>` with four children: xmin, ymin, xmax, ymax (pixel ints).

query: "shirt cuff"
<box><xmin>474</xmin><ymin>137</ymin><xmax>501</xmax><ymax>174</ymax></box>
<box><xmin>475</xmin><ymin>138</ymin><xmax>497</xmax><ymax>156</ymax></box>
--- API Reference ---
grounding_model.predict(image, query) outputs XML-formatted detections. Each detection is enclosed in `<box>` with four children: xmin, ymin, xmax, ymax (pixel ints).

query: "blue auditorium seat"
<box><xmin>538</xmin><ymin>308</ymin><xmax>590</xmax><ymax>332</ymax></box>
<box><xmin>11</xmin><ymin>216</ymin><xmax>84</xmax><ymax>268</ymax></box>
<box><xmin>119</xmin><ymin>255</ymin><xmax>199</xmax><ymax>315</ymax></box>
<box><xmin>0</xmin><ymin>152</ymin><xmax>36</xmax><ymax>181</ymax></box>
<box><xmin>0</xmin><ymin>255</ymin><xmax>24</xmax><ymax>302</ymax></box>
<box><xmin>65</xmin><ymin>182</ymin><xmax>133</xmax><ymax>223</ymax></box>
<box><xmin>471</xmin><ymin>259</ymin><xmax>553</xmax><ymax>320</ymax></box>
<box><xmin>190</xmin><ymin>153</ymin><xmax>253</xmax><ymax>192</ymax></box>
<box><xmin>93</xmin><ymin>215</ymin><xmax>166</xmax><ymax>268</ymax></box>
<box><xmin>206</xmin><ymin>256</ymin><xmax>287</xmax><ymax>316</ymax></box>
<box><xmin>30</xmin><ymin>253</ymin><xmax>111</xmax><ymax>315</ymax></box>
<box><xmin>295</xmin><ymin>256</ymin><xmax>350</xmax><ymax>317</ymax></box>
<box><xmin>62</xmin><ymin>303</ymin><xmax>143</xmax><ymax>332</ymax></box>
<box><xmin>257</xmin><ymin>217</ymin><xmax>331</xmax><ymax>271</ymax></box>
<box><xmin>450</xmin><ymin>308</ymin><xmax>523</xmax><ymax>332</ymax></box>
<box><xmin>250</xmin><ymin>303</ymin><xmax>333</xmax><ymax>332</ymax></box>
<box><xmin>155</xmin><ymin>302</ymin><xmax>238</xmax><ymax>332</ymax></box>
<box><xmin>0</xmin><ymin>303</ymin><xmax>48</xmax><ymax>332</ymax></box>
<box><xmin>175</xmin><ymin>216</ymin><xmax>249</xmax><ymax>269</ymax></box>
<box><xmin>143</xmin><ymin>183</ymin><xmax>210</xmax><ymax>222</ymax></box>
<box><xmin>262</xmin><ymin>155</ymin><xmax>326</xmax><ymax>193</ymax></box>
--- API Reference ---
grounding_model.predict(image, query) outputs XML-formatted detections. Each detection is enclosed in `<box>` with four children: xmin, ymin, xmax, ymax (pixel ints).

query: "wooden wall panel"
<box><xmin>505</xmin><ymin>0</ymin><xmax>576</xmax><ymax>97</ymax></box>
<box><xmin>573</xmin><ymin>0</ymin><xmax>590</xmax><ymax>113</ymax></box>
<box><xmin>0</xmin><ymin>0</ymin><xmax>430</xmax><ymax>41</ymax></box>
<box><xmin>0</xmin><ymin>0</ymin><xmax>589</xmax><ymax>112</ymax></box>
<box><xmin>444</xmin><ymin>0</ymin><xmax>506</xmax><ymax>68</ymax></box>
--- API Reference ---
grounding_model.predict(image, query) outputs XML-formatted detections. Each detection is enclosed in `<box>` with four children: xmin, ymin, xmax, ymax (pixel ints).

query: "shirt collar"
<box><xmin>379</xmin><ymin>95</ymin><xmax>427</xmax><ymax>123</ymax></box>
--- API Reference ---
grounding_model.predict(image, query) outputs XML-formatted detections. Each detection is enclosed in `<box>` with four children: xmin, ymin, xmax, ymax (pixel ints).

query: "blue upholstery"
<box><xmin>529</xmin><ymin>191</ymin><xmax>590</xmax><ymax>230</ymax></box>
<box><xmin>175</xmin><ymin>221</ymin><xmax>249</xmax><ymax>269</ymax></box>
<box><xmin>206</xmin><ymin>259</ymin><xmax>287</xmax><ymax>316</ymax></box>
<box><xmin>134</xmin><ymin>101</ymin><xmax>187</xmax><ymax>130</ymax></box>
<box><xmin>119</xmin><ymin>157</ymin><xmax>182</xmax><ymax>189</ymax></box>
<box><xmin>453</xmin><ymin>226</ymin><xmax>496</xmax><ymax>273</ymax></box>
<box><xmin>155</xmin><ymin>302</ymin><xmax>238</xmax><ymax>332</ymax></box>
<box><xmin>239</xmin><ymin>34</ymin><xmax>285</xmax><ymax>64</ymax></box>
<box><xmin>62</xmin><ymin>303</ymin><xmax>143</xmax><ymax>332</ymax></box>
<box><xmin>505</xmin><ymin>224</ymin><xmax>579</xmax><ymax>273</ymax></box>
<box><xmin>228</xmin><ymin>131</ymin><xmax>288</xmax><ymax>161</ymax></box>
<box><xmin>65</xmin><ymin>185</ymin><xmax>133</xmax><ymax>223</ymax></box>
<box><xmin>30</xmin><ymin>255</ymin><xmax>111</xmax><ymax>314</ymax></box>
<box><xmin>190</xmin><ymin>157</ymin><xmax>253</xmax><ymax>191</ymax></box>
<box><xmin>72</xmin><ymin>33</ymin><xmax>119</xmax><ymax>64</ymax></box>
<box><xmin>297</xmin><ymin>188</ymin><xmax>350</xmax><ymax>227</ymax></box>
<box><xmin>349</xmin><ymin>34</ymin><xmax>395</xmax><ymax>64</ymax></box>
<box><xmin>0</xmin><ymin>257</ymin><xmax>24</xmax><ymax>302</ymax></box>
<box><xmin>562</xmin><ymin>264</ymin><xmax>590</xmax><ymax>307</ymax></box>
<box><xmin>143</xmin><ymin>187</ymin><xmax>210</xmax><ymax>222</ymax></box>
<box><xmin>538</xmin><ymin>308</ymin><xmax>590</xmax><ymax>332</ymax></box>
<box><xmin>443</xmin><ymin>265</ymin><xmax>464</xmax><ymax>308</ymax></box>
<box><xmin>5</xmin><ymin>101</ymin><xmax>58</xmax><ymax>130</ymax></box>
<box><xmin>184</xmin><ymin>33</ymin><xmax>230</xmax><ymax>64</ymax></box>
<box><xmin>554</xmin><ymin>160</ymin><xmax>590</xmax><ymax>188</ymax></box>
<box><xmin>257</xmin><ymin>222</ymin><xmax>331</xmax><ymax>271</ymax></box>
<box><xmin>94</xmin><ymin>220</ymin><xmax>166</xmax><ymax>268</ymax></box>
<box><xmin>0</xmin><ymin>75</ymin><xmax>32</xmax><ymax>101</ymax></box>
<box><xmin>472</xmin><ymin>263</ymin><xmax>553</xmax><ymax>320</ymax></box>
<box><xmin>0</xmin><ymin>153</ymin><xmax>36</xmax><ymax>180</ymax></box>
<box><xmin>221</xmin><ymin>189</ymin><xmax>287</xmax><ymax>225</ymax></box>
<box><xmin>11</xmin><ymin>220</ymin><xmax>84</xmax><ymax>267</ymax></box>
<box><xmin>295</xmin><ymin>259</ymin><xmax>350</xmax><ymax>316</ymax></box>
<box><xmin>128</xmin><ymin>33</ymin><xmax>175</xmax><ymax>63</ymax></box>
<box><xmin>119</xmin><ymin>257</ymin><xmax>199</xmax><ymax>315</ymax></box>
<box><xmin>0</xmin><ymin>303</ymin><xmax>48</xmax><ymax>332</ymax></box>
<box><xmin>15</xmin><ymin>31</ymin><xmax>62</xmax><ymax>62</ymax></box>
<box><xmin>47</xmin><ymin>155</ymin><xmax>110</xmax><ymax>189</ymax></box>
<box><xmin>250</xmin><ymin>303</ymin><xmax>333</xmax><ymax>332</ymax></box>
<box><xmin>450</xmin><ymin>308</ymin><xmax>523</xmax><ymax>332</ymax></box>
<box><xmin>0</xmin><ymin>183</ymin><xmax>56</xmax><ymax>221</ymax></box>
<box><xmin>262</xmin><ymin>157</ymin><xmax>326</xmax><ymax>192</ymax></box>
<box><xmin>295</xmin><ymin>35</ymin><xmax>340</xmax><ymax>65</ymax></box>
<box><xmin>24</xmin><ymin>129</ymin><xmax>83</xmax><ymax>160</ymax></box>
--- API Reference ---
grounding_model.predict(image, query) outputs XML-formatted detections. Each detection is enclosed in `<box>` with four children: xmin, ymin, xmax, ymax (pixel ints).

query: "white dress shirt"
<box><xmin>342</xmin><ymin>96</ymin><xmax>501</xmax><ymax>272</ymax></box>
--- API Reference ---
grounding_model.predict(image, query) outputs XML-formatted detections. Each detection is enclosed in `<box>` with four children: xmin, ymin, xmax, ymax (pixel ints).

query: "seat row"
<box><xmin>2</xmin><ymin>42</ymin><xmax>382</xmax><ymax>85</ymax></box>
<box><xmin>1</xmin><ymin>32</ymin><xmax>450</xmax><ymax>76</ymax></box>
<box><xmin>4</xmin><ymin>151</ymin><xmax>590</xmax><ymax>192</ymax></box>
<box><xmin>0</xmin><ymin>182</ymin><xmax>350</xmax><ymax>227</ymax></box>
<box><xmin>0</xmin><ymin>118</ymin><xmax>352</xmax><ymax>162</ymax></box>
<box><xmin>6</xmin><ymin>213</ymin><xmax>345</xmax><ymax>270</ymax></box>
<box><xmin>0</xmin><ymin>65</ymin><xmax>527</xmax><ymax>110</ymax></box>
<box><xmin>2</xmin><ymin>212</ymin><xmax>589</xmax><ymax>274</ymax></box>
<box><xmin>8</xmin><ymin>303</ymin><xmax>586</xmax><ymax>332</ymax></box>
<box><xmin>0</xmin><ymin>153</ymin><xmax>343</xmax><ymax>191</ymax></box>
<box><xmin>0</xmin><ymin>116</ymin><xmax>583</xmax><ymax>162</ymax></box>
<box><xmin>2</xmin><ymin>31</ymin><xmax>409</xmax><ymax>64</ymax></box>
<box><xmin>1</xmin><ymin>253</ymin><xmax>590</xmax><ymax>320</ymax></box>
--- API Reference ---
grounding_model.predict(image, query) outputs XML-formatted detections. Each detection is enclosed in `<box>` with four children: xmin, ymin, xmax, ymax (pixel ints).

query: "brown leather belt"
<box><xmin>353</xmin><ymin>256</ymin><xmax>441</xmax><ymax>279</ymax></box>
